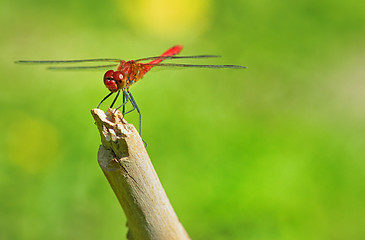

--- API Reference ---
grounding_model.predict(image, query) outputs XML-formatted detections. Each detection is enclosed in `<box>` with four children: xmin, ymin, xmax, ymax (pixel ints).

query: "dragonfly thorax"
<box><xmin>104</xmin><ymin>60</ymin><xmax>148</xmax><ymax>91</ymax></box>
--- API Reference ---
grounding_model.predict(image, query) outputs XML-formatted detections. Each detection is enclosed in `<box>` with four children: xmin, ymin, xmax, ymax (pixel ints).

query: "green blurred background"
<box><xmin>1</xmin><ymin>0</ymin><xmax>365</xmax><ymax>239</ymax></box>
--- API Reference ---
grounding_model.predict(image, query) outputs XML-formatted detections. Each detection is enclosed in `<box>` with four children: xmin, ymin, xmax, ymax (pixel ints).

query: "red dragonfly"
<box><xmin>16</xmin><ymin>45</ymin><xmax>246</xmax><ymax>138</ymax></box>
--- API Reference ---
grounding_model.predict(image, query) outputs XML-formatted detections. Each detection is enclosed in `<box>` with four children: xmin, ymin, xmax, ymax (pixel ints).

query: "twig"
<box><xmin>91</xmin><ymin>108</ymin><xmax>190</xmax><ymax>240</ymax></box>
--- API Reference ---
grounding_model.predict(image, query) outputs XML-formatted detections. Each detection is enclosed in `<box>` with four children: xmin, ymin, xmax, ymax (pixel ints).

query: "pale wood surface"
<box><xmin>91</xmin><ymin>108</ymin><xmax>190</xmax><ymax>240</ymax></box>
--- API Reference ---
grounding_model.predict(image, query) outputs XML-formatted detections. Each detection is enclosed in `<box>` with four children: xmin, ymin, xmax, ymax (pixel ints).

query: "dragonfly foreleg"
<box><xmin>109</xmin><ymin>89</ymin><xmax>121</xmax><ymax>109</ymax></box>
<box><xmin>122</xmin><ymin>91</ymin><xmax>126</xmax><ymax>115</ymax></box>
<box><xmin>97</xmin><ymin>91</ymin><xmax>114</xmax><ymax>108</ymax></box>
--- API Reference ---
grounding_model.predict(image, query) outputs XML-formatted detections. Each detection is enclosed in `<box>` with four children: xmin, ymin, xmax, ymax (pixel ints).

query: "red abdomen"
<box><xmin>143</xmin><ymin>45</ymin><xmax>183</xmax><ymax>72</ymax></box>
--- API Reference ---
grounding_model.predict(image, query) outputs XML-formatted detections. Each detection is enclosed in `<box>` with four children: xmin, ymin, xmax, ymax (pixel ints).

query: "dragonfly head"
<box><xmin>103</xmin><ymin>70</ymin><xmax>126</xmax><ymax>92</ymax></box>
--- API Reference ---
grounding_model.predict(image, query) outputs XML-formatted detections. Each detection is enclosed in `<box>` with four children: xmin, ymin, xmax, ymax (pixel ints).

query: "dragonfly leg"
<box><xmin>115</xmin><ymin>89</ymin><xmax>147</xmax><ymax>146</ymax></box>
<box><xmin>126</xmin><ymin>90</ymin><xmax>146</xmax><ymax>146</ymax></box>
<box><xmin>127</xmin><ymin>91</ymin><xmax>140</xmax><ymax>129</ymax></box>
<box><xmin>122</xmin><ymin>91</ymin><xmax>126</xmax><ymax>115</ymax></box>
<box><xmin>127</xmin><ymin>90</ymin><xmax>143</xmax><ymax>135</ymax></box>
<box><xmin>97</xmin><ymin>92</ymin><xmax>114</xmax><ymax>108</ymax></box>
<box><xmin>121</xmin><ymin>92</ymin><xmax>137</xmax><ymax>116</ymax></box>
<box><xmin>115</xmin><ymin>90</ymin><xmax>130</xmax><ymax>115</ymax></box>
<box><xmin>109</xmin><ymin>89</ymin><xmax>121</xmax><ymax>109</ymax></box>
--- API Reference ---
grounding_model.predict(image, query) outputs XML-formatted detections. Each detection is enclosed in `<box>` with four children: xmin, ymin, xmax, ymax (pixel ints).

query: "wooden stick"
<box><xmin>91</xmin><ymin>108</ymin><xmax>190</xmax><ymax>240</ymax></box>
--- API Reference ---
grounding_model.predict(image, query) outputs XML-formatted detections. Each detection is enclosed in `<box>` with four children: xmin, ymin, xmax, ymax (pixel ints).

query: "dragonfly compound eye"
<box><xmin>103</xmin><ymin>70</ymin><xmax>118</xmax><ymax>92</ymax></box>
<box><xmin>112</xmin><ymin>71</ymin><xmax>126</xmax><ymax>89</ymax></box>
<box><xmin>113</xmin><ymin>71</ymin><xmax>124</xmax><ymax>81</ymax></box>
<box><xmin>104</xmin><ymin>70</ymin><xmax>114</xmax><ymax>80</ymax></box>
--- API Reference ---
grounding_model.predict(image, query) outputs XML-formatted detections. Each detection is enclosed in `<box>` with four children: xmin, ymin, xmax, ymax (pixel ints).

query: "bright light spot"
<box><xmin>119</xmin><ymin>0</ymin><xmax>212</xmax><ymax>38</ymax></box>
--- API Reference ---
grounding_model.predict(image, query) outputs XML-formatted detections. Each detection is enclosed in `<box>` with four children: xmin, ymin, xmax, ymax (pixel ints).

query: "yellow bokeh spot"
<box><xmin>120</xmin><ymin>0</ymin><xmax>212</xmax><ymax>38</ymax></box>
<box><xmin>7</xmin><ymin>113</ymin><xmax>60</xmax><ymax>174</ymax></box>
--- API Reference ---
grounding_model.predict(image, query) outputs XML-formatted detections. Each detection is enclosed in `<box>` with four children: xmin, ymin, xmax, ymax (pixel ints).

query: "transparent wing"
<box><xmin>47</xmin><ymin>64</ymin><xmax>119</xmax><ymax>70</ymax></box>
<box><xmin>135</xmin><ymin>55</ymin><xmax>221</xmax><ymax>62</ymax></box>
<box><xmin>14</xmin><ymin>59</ymin><xmax>122</xmax><ymax>64</ymax></box>
<box><xmin>14</xmin><ymin>56</ymin><xmax>221</xmax><ymax>64</ymax></box>
<box><xmin>143</xmin><ymin>63</ymin><xmax>247</xmax><ymax>69</ymax></box>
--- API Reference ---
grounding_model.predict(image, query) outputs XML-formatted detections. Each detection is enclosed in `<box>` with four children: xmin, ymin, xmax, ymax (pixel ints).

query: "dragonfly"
<box><xmin>15</xmin><ymin>45</ymin><xmax>246</xmax><ymax>140</ymax></box>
